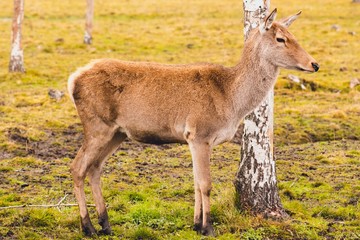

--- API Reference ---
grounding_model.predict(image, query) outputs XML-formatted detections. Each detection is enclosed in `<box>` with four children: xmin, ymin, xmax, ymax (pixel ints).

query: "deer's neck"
<box><xmin>232</xmin><ymin>39</ymin><xmax>279</xmax><ymax>119</ymax></box>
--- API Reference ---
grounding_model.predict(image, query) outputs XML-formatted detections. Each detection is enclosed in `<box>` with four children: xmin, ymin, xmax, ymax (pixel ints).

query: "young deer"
<box><xmin>68</xmin><ymin>9</ymin><xmax>319</xmax><ymax>236</ymax></box>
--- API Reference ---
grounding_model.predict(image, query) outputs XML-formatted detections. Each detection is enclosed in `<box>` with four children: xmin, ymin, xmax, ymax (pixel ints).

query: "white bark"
<box><xmin>234</xmin><ymin>0</ymin><xmax>285</xmax><ymax>217</ymax></box>
<box><xmin>9</xmin><ymin>0</ymin><xmax>25</xmax><ymax>72</ymax></box>
<box><xmin>84</xmin><ymin>0</ymin><xmax>94</xmax><ymax>44</ymax></box>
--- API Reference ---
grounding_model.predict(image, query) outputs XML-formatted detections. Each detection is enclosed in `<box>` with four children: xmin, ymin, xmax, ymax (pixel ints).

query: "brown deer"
<box><xmin>68</xmin><ymin>9</ymin><xmax>319</xmax><ymax>236</ymax></box>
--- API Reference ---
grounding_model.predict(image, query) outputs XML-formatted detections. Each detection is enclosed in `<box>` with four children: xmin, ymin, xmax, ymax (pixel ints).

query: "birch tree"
<box><xmin>234</xmin><ymin>0</ymin><xmax>286</xmax><ymax>217</ymax></box>
<box><xmin>9</xmin><ymin>0</ymin><xmax>25</xmax><ymax>73</ymax></box>
<box><xmin>84</xmin><ymin>0</ymin><xmax>94</xmax><ymax>44</ymax></box>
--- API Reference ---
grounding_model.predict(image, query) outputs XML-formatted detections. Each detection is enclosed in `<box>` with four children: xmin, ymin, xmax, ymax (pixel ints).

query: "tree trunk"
<box><xmin>234</xmin><ymin>0</ymin><xmax>287</xmax><ymax>218</ymax></box>
<box><xmin>9</xmin><ymin>0</ymin><xmax>25</xmax><ymax>73</ymax></box>
<box><xmin>84</xmin><ymin>0</ymin><xmax>94</xmax><ymax>44</ymax></box>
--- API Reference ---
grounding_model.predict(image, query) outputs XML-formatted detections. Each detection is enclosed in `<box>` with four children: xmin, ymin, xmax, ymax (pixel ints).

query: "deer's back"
<box><xmin>70</xmin><ymin>59</ymin><xmax>236</xmax><ymax>144</ymax></box>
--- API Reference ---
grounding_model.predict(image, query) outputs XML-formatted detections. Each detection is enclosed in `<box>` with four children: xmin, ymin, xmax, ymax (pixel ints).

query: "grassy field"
<box><xmin>0</xmin><ymin>0</ymin><xmax>360</xmax><ymax>239</ymax></box>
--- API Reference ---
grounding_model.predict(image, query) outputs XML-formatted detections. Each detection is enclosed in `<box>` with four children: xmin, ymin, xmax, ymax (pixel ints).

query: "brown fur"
<box><xmin>68</xmin><ymin>9</ymin><xmax>318</xmax><ymax>236</ymax></box>
<box><xmin>73</xmin><ymin>59</ymin><xmax>237</xmax><ymax>147</ymax></box>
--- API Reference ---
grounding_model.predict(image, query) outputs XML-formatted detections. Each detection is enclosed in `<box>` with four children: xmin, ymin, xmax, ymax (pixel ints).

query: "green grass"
<box><xmin>0</xmin><ymin>0</ymin><xmax>360</xmax><ymax>239</ymax></box>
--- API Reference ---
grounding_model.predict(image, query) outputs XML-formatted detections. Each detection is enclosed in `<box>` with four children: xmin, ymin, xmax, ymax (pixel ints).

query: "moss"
<box><xmin>240</xmin><ymin>228</ymin><xmax>265</xmax><ymax>240</ymax></box>
<box><xmin>18</xmin><ymin>230</ymin><xmax>42</xmax><ymax>239</ymax></box>
<box><xmin>131</xmin><ymin>227</ymin><xmax>159</xmax><ymax>240</ymax></box>
<box><xmin>11</xmin><ymin>157</ymin><xmax>44</xmax><ymax>167</ymax></box>
<box><xmin>311</xmin><ymin>182</ymin><xmax>324</xmax><ymax>188</ymax></box>
<box><xmin>0</xmin><ymin>193</ymin><xmax>21</xmax><ymax>206</ymax></box>
<box><xmin>283</xmin><ymin>189</ymin><xmax>296</xmax><ymax>200</ymax></box>
<box><xmin>128</xmin><ymin>192</ymin><xmax>146</xmax><ymax>203</ymax></box>
<box><xmin>131</xmin><ymin>207</ymin><xmax>161</xmax><ymax>225</ymax></box>
<box><xmin>0</xmin><ymin>166</ymin><xmax>14</xmax><ymax>172</ymax></box>
<box><xmin>312</xmin><ymin>207</ymin><xmax>357</xmax><ymax>221</ymax></box>
<box><xmin>26</xmin><ymin>210</ymin><xmax>57</xmax><ymax>228</ymax></box>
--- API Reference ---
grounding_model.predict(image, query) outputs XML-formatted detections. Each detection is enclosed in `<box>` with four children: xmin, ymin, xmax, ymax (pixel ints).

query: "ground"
<box><xmin>0</xmin><ymin>0</ymin><xmax>359</xmax><ymax>239</ymax></box>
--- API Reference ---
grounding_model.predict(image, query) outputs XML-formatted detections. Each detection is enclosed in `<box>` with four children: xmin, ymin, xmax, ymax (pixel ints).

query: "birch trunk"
<box><xmin>84</xmin><ymin>0</ymin><xmax>94</xmax><ymax>44</ymax></box>
<box><xmin>9</xmin><ymin>0</ymin><xmax>25</xmax><ymax>73</ymax></box>
<box><xmin>234</xmin><ymin>0</ymin><xmax>286</xmax><ymax>218</ymax></box>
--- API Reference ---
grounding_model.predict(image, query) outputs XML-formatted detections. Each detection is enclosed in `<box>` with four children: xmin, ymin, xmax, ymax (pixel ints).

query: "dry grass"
<box><xmin>0</xmin><ymin>0</ymin><xmax>359</xmax><ymax>239</ymax></box>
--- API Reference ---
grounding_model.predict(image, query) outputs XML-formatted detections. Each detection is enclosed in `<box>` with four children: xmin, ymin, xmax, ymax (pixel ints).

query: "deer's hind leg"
<box><xmin>88</xmin><ymin>131</ymin><xmax>126</xmax><ymax>235</ymax></box>
<box><xmin>70</xmin><ymin>120</ymin><xmax>125</xmax><ymax>236</ymax></box>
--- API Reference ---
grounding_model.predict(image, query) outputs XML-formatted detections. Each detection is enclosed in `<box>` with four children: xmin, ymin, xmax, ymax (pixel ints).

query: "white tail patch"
<box><xmin>67</xmin><ymin>60</ymin><xmax>99</xmax><ymax>103</ymax></box>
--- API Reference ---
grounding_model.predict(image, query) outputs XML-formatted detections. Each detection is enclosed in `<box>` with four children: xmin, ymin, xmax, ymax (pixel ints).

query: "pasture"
<box><xmin>0</xmin><ymin>0</ymin><xmax>359</xmax><ymax>239</ymax></box>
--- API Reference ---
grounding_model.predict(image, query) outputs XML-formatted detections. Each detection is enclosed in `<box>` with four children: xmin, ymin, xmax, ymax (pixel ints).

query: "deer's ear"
<box><xmin>260</xmin><ymin>8</ymin><xmax>277</xmax><ymax>33</ymax></box>
<box><xmin>280</xmin><ymin>11</ymin><xmax>301</xmax><ymax>28</ymax></box>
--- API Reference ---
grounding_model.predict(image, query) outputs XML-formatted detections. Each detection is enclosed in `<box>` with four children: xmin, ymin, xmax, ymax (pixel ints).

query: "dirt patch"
<box><xmin>3</xmin><ymin>124</ymin><xmax>180</xmax><ymax>161</ymax></box>
<box><xmin>276</xmin><ymin>140</ymin><xmax>360</xmax><ymax>162</ymax></box>
<box><xmin>4</xmin><ymin>124</ymin><xmax>83</xmax><ymax>161</ymax></box>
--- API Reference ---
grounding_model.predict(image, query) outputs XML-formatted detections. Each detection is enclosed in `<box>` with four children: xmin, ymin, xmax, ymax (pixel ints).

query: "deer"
<box><xmin>67</xmin><ymin>9</ymin><xmax>319</xmax><ymax>237</ymax></box>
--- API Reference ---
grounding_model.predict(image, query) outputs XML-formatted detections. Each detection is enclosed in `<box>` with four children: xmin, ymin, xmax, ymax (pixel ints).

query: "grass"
<box><xmin>0</xmin><ymin>0</ymin><xmax>360</xmax><ymax>239</ymax></box>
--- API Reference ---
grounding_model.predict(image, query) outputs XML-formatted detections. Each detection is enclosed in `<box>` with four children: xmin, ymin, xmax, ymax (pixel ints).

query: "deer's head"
<box><xmin>255</xmin><ymin>9</ymin><xmax>319</xmax><ymax>73</ymax></box>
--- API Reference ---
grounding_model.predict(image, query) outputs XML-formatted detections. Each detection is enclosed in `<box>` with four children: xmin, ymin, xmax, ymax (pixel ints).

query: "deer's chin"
<box><xmin>294</xmin><ymin>66</ymin><xmax>315</xmax><ymax>73</ymax></box>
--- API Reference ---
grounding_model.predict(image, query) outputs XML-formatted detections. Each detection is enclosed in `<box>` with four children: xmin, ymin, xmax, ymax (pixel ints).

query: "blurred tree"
<box><xmin>84</xmin><ymin>0</ymin><xmax>94</xmax><ymax>44</ymax></box>
<box><xmin>234</xmin><ymin>0</ymin><xmax>286</xmax><ymax>218</ymax></box>
<box><xmin>9</xmin><ymin>0</ymin><xmax>25</xmax><ymax>72</ymax></box>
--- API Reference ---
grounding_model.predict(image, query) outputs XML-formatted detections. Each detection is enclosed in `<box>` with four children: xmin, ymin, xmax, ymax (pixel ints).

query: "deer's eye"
<box><xmin>276</xmin><ymin>38</ymin><xmax>285</xmax><ymax>43</ymax></box>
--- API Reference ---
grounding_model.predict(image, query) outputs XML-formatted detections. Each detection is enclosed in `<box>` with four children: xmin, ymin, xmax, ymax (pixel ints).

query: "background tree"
<box><xmin>9</xmin><ymin>0</ymin><xmax>25</xmax><ymax>72</ymax></box>
<box><xmin>234</xmin><ymin>0</ymin><xmax>286</xmax><ymax>218</ymax></box>
<box><xmin>84</xmin><ymin>0</ymin><xmax>94</xmax><ymax>44</ymax></box>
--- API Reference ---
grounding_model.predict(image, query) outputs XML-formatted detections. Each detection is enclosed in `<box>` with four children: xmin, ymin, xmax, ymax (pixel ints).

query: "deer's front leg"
<box><xmin>193</xmin><ymin>175</ymin><xmax>202</xmax><ymax>233</ymax></box>
<box><xmin>189</xmin><ymin>141</ymin><xmax>215</xmax><ymax>236</ymax></box>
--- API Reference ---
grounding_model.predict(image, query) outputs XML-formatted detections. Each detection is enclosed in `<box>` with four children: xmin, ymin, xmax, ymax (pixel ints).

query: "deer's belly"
<box><xmin>125</xmin><ymin>129</ymin><xmax>186</xmax><ymax>145</ymax></box>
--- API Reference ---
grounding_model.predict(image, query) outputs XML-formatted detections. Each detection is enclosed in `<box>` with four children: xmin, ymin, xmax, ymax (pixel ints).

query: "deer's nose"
<box><xmin>311</xmin><ymin>62</ymin><xmax>320</xmax><ymax>72</ymax></box>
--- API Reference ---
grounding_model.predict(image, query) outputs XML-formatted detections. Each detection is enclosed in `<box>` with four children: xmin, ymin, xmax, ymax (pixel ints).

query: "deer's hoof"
<box><xmin>99</xmin><ymin>226</ymin><xmax>112</xmax><ymax>235</ymax></box>
<box><xmin>201</xmin><ymin>225</ymin><xmax>215</xmax><ymax>237</ymax></box>
<box><xmin>82</xmin><ymin>224</ymin><xmax>97</xmax><ymax>237</ymax></box>
<box><xmin>193</xmin><ymin>222</ymin><xmax>202</xmax><ymax>233</ymax></box>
